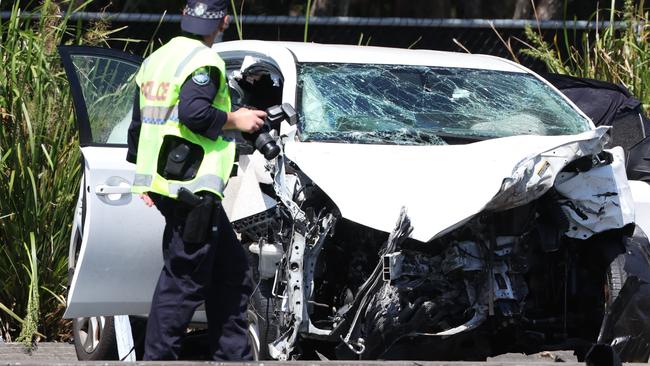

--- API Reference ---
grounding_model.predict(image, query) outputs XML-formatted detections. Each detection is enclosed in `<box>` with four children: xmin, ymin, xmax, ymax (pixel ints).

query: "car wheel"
<box><xmin>606</xmin><ymin>256</ymin><xmax>627</xmax><ymax>306</ymax></box>
<box><xmin>73</xmin><ymin>316</ymin><xmax>118</xmax><ymax>360</ymax></box>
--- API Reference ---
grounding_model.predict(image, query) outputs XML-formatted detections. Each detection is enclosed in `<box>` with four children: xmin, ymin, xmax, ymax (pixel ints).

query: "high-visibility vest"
<box><xmin>131</xmin><ymin>36</ymin><xmax>234</xmax><ymax>199</ymax></box>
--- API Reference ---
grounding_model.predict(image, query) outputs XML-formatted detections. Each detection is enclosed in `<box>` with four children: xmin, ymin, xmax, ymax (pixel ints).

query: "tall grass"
<box><xmin>230</xmin><ymin>0</ymin><xmax>244</xmax><ymax>40</ymax></box>
<box><xmin>304</xmin><ymin>0</ymin><xmax>312</xmax><ymax>42</ymax></box>
<box><xmin>0</xmin><ymin>0</ymin><xmax>117</xmax><ymax>344</ymax></box>
<box><xmin>520</xmin><ymin>0</ymin><xmax>650</xmax><ymax>109</ymax></box>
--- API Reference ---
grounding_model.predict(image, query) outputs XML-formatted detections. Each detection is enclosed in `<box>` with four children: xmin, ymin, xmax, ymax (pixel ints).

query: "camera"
<box><xmin>241</xmin><ymin>103</ymin><xmax>297</xmax><ymax>160</ymax></box>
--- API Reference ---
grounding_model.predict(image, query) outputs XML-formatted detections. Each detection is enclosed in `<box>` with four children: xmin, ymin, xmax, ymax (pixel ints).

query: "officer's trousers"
<box><xmin>143</xmin><ymin>194</ymin><xmax>254</xmax><ymax>360</ymax></box>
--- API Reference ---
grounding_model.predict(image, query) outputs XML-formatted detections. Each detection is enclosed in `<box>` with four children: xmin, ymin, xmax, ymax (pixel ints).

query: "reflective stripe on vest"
<box><xmin>134</xmin><ymin>173</ymin><xmax>225</xmax><ymax>196</ymax></box>
<box><xmin>140</xmin><ymin>105</ymin><xmax>179</xmax><ymax>125</ymax></box>
<box><xmin>175</xmin><ymin>46</ymin><xmax>205</xmax><ymax>77</ymax></box>
<box><xmin>133</xmin><ymin>174</ymin><xmax>153</xmax><ymax>187</ymax></box>
<box><xmin>131</xmin><ymin>37</ymin><xmax>234</xmax><ymax>199</ymax></box>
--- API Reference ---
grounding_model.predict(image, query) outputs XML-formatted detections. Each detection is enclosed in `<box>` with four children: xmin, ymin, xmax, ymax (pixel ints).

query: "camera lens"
<box><xmin>255</xmin><ymin>133</ymin><xmax>281</xmax><ymax>160</ymax></box>
<box><xmin>260</xmin><ymin>142</ymin><xmax>281</xmax><ymax>160</ymax></box>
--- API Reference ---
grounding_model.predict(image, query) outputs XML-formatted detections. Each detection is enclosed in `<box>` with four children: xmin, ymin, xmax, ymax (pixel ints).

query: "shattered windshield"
<box><xmin>297</xmin><ymin>63</ymin><xmax>591</xmax><ymax>145</ymax></box>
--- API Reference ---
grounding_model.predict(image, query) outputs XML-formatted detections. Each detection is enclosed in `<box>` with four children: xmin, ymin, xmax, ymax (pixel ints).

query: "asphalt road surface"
<box><xmin>0</xmin><ymin>342</ymin><xmax>76</xmax><ymax>362</ymax></box>
<box><xmin>0</xmin><ymin>342</ymin><xmax>640</xmax><ymax>365</ymax></box>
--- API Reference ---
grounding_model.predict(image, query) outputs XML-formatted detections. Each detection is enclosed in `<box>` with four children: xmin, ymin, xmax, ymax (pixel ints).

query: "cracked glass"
<box><xmin>297</xmin><ymin>63</ymin><xmax>591</xmax><ymax>145</ymax></box>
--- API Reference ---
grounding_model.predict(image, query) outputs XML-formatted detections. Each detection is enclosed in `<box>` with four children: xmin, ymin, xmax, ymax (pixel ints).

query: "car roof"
<box><xmin>215</xmin><ymin>40</ymin><xmax>526</xmax><ymax>73</ymax></box>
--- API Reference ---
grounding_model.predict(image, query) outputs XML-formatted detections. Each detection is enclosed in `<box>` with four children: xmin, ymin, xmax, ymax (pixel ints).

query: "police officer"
<box><xmin>126</xmin><ymin>0</ymin><xmax>266</xmax><ymax>360</ymax></box>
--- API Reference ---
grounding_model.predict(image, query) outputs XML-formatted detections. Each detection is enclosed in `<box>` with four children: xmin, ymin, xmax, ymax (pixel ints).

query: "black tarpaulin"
<box><xmin>543</xmin><ymin>73</ymin><xmax>650</xmax><ymax>181</ymax></box>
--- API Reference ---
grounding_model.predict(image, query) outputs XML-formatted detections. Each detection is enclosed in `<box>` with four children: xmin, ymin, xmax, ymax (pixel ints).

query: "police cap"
<box><xmin>181</xmin><ymin>0</ymin><xmax>227</xmax><ymax>36</ymax></box>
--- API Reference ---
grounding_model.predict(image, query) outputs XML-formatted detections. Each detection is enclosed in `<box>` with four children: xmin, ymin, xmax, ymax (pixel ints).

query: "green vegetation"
<box><xmin>304</xmin><ymin>0</ymin><xmax>312</xmax><ymax>42</ymax></box>
<box><xmin>229</xmin><ymin>0</ymin><xmax>244</xmax><ymax>40</ymax></box>
<box><xmin>521</xmin><ymin>0</ymin><xmax>650</xmax><ymax>109</ymax></box>
<box><xmin>0</xmin><ymin>0</ymin><xmax>123</xmax><ymax>344</ymax></box>
<box><xmin>227</xmin><ymin>0</ymin><xmax>313</xmax><ymax>41</ymax></box>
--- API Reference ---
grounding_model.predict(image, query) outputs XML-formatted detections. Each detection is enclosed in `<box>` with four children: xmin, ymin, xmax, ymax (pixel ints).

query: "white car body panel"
<box><xmin>218</xmin><ymin>41</ymin><xmax>525</xmax><ymax>72</ymax></box>
<box><xmin>65</xmin><ymin>146</ymin><xmax>164</xmax><ymax>318</ymax></box>
<box><xmin>629</xmin><ymin>180</ymin><xmax>650</xmax><ymax>236</ymax></box>
<box><xmin>65</xmin><ymin>146</ymin><xmax>247</xmax><ymax>318</ymax></box>
<box><xmin>223</xmin><ymin>154</ymin><xmax>278</xmax><ymax>222</ymax></box>
<box><xmin>555</xmin><ymin>146</ymin><xmax>634</xmax><ymax>239</ymax></box>
<box><xmin>284</xmin><ymin>128</ymin><xmax>610</xmax><ymax>242</ymax></box>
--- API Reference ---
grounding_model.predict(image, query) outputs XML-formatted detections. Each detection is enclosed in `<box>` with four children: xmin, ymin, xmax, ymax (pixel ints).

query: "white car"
<box><xmin>59</xmin><ymin>41</ymin><xmax>650</xmax><ymax>361</ymax></box>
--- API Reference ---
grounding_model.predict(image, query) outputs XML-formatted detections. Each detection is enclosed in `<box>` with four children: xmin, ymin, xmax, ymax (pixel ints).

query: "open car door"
<box><xmin>59</xmin><ymin>46</ymin><xmax>165</xmax><ymax>317</ymax></box>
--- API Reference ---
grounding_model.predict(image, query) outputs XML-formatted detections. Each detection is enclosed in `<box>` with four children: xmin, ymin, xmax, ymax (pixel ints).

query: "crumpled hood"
<box><xmin>284</xmin><ymin>127</ymin><xmax>608</xmax><ymax>242</ymax></box>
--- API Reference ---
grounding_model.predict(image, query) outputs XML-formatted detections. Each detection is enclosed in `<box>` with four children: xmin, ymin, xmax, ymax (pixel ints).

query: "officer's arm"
<box><xmin>178</xmin><ymin>67</ymin><xmax>228</xmax><ymax>140</ymax></box>
<box><xmin>126</xmin><ymin>86</ymin><xmax>141</xmax><ymax>164</ymax></box>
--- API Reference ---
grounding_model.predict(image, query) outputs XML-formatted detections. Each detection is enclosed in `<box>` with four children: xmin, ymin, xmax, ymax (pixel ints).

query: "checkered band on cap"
<box><xmin>183</xmin><ymin>4</ymin><xmax>226</xmax><ymax>19</ymax></box>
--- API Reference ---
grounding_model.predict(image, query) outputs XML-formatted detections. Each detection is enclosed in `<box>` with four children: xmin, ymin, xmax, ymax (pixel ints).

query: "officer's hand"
<box><xmin>227</xmin><ymin>108</ymin><xmax>267</xmax><ymax>133</ymax></box>
<box><xmin>140</xmin><ymin>193</ymin><xmax>154</xmax><ymax>207</ymax></box>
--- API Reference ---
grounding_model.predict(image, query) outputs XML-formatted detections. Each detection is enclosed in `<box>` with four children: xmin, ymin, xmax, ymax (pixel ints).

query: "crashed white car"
<box><xmin>59</xmin><ymin>41</ymin><xmax>650</xmax><ymax>361</ymax></box>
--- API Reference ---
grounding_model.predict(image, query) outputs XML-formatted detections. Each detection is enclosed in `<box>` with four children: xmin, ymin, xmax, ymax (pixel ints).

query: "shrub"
<box><xmin>0</xmin><ymin>0</ymin><xmax>121</xmax><ymax>343</ymax></box>
<box><xmin>521</xmin><ymin>0</ymin><xmax>650</xmax><ymax>110</ymax></box>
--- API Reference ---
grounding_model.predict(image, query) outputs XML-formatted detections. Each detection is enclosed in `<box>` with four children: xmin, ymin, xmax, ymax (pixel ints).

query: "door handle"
<box><xmin>95</xmin><ymin>184</ymin><xmax>131</xmax><ymax>195</ymax></box>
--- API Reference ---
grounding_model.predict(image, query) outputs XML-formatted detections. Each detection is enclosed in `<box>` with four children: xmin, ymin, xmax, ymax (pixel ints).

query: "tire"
<box><xmin>73</xmin><ymin>316</ymin><xmax>118</xmax><ymax>360</ymax></box>
<box><xmin>606</xmin><ymin>256</ymin><xmax>627</xmax><ymax>306</ymax></box>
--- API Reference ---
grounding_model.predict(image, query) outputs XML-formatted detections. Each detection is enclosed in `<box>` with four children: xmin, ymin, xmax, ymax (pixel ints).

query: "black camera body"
<box><xmin>241</xmin><ymin>103</ymin><xmax>297</xmax><ymax>160</ymax></box>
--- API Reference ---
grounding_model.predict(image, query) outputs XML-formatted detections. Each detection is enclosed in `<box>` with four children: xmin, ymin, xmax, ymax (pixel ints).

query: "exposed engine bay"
<box><xmin>224</xmin><ymin>58</ymin><xmax>650</xmax><ymax>363</ymax></box>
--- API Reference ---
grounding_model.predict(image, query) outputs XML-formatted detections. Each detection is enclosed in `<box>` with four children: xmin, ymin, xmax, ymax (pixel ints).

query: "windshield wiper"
<box><xmin>431</xmin><ymin>131</ymin><xmax>492</xmax><ymax>144</ymax></box>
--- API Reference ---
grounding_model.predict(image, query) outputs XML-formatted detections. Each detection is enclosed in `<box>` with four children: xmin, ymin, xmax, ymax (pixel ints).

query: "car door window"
<box><xmin>69</xmin><ymin>55</ymin><xmax>138</xmax><ymax>144</ymax></box>
<box><xmin>59</xmin><ymin>46</ymin><xmax>142</xmax><ymax>146</ymax></box>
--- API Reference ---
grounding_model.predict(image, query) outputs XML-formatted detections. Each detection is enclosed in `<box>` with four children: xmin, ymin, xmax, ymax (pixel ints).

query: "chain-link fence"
<box><xmin>2</xmin><ymin>12</ymin><xmax>615</xmax><ymax>71</ymax></box>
